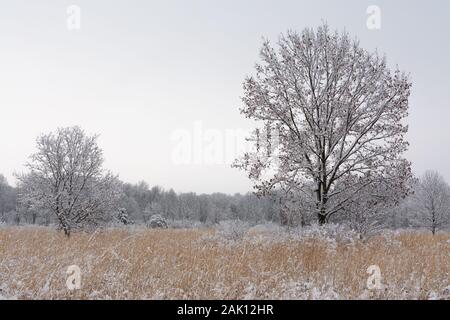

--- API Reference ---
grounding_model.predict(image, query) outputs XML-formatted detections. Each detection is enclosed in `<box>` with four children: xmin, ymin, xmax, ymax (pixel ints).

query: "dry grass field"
<box><xmin>0</xmin><ymin>225</ymin><xmax>449</xmax><ymax>299</ymax></box>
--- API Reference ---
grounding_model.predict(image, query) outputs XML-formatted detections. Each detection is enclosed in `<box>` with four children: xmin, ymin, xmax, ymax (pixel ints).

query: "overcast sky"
<box><xmin>0</xmin><ymin>0</ymin><xmax>449</xmax><ymax>194</ymax></box>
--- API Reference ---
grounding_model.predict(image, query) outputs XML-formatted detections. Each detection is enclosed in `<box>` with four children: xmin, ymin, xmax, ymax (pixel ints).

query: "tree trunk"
<box><xmin>63</xmin><ymin>224</ymin><xmax>71</xmax><ymax>238</ymax></box>
<box><xmin>57</xmin><ymin>212</ymin><xmax>71</xmax><ymax>238</ymax></box>
<box><xmin>314</xmin><ymin>167</ymin><xmax>330</xmax><ymax>226</ymax></box>
<box><xmin>318</xmin><ymin>212</ymin><xmax>327</xmax><ymax>225</ymax></box>
<box><xmin>316</xmin><ymin>190</ymin><xmax>328</xmax><ymax>225</ymax></box>
<box><xmin>431</xmin><ymin>207</ymin><xmax>436</xmax><ymax>236</ymax></box>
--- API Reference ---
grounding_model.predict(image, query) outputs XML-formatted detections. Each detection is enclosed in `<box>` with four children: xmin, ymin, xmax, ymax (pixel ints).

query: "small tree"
<box><xmin>117</xmin><ymin>208</ymin><xmax>133</xmax><ymax>225</ymax></box>
<box><xmin>16</xmin><ymin>126</ymin><xmax>122</xmax><ymax>236</ymax></box>
<box><xmin>411</xmin><ymin>171</ymin><xmax>450</xmax><ymax>235</ymax></box>
<box><xmin>234</xmin><ymin>24</ymin><xmax>413</xmax><ymax>224</ymax></box>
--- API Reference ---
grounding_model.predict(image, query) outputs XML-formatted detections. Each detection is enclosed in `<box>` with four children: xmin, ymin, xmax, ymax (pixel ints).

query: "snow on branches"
<box><xmin>234</xmin><ymin>24</ymin><xmax>413</xmax><ymax>225</ymax></box>
<box><xmin>16</xmin><ymin>126</ymin><xmax>122</xmax><ymax>236</ymax></box>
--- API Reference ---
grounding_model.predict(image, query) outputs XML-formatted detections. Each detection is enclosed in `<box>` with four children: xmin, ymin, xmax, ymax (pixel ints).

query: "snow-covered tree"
<box><xmin>16</xmin><ymin>126</ymin><xmax>122</xmax><ymax>236</ymax></box>
<box><xmin>411</xmin><ymin>171</ymin><xmax>450</xmax><ymax>234</ymax></box>
<box><xmin>234</xmin><ymin>24</ymin><xmax>413</xmax><ymax>224</ymax></box>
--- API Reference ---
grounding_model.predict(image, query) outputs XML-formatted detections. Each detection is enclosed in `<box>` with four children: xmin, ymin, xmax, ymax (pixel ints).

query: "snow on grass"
<box><xmin>0</xmin><ymin>224</ymin><xmax>449</xmax><ymax>299</ymax></box>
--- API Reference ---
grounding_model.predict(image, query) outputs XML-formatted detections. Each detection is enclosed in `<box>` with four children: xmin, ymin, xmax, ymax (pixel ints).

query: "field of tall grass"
<box><xmin>0</xmin><ymin>224</ymin><xmax>449</xmax><ymax>299</ymax></box>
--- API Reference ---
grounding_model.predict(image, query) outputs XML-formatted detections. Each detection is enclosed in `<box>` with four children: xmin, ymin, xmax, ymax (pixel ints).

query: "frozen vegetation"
<box><xmin>0</xmin><ymin>222</ymin><xmax>449</xmax><ymax>300</ymax></box>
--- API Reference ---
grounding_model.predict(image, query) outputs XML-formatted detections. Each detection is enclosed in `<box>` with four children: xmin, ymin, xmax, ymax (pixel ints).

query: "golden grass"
<box><xmin>0</xmin><ymin>226</ymin><xmax>449</xmax><ymax>299</ymax></box>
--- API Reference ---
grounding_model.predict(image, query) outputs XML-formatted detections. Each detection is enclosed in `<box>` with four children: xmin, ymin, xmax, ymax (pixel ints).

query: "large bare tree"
<box><xmin>16</xmin><ymin>126</ymin><xmax>122</xmax><ymax>236</ymax></box>
<box><xmin>235</xmin><ymin>24</ymin><xmax>413</xmax><ymax>224</ymax></box>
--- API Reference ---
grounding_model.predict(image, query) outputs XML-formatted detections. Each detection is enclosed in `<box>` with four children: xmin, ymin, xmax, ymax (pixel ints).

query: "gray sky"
<box><xmin>0</xmin><ymin>0</ymin><xmax>449</xmax><ymax>194</ymax></box>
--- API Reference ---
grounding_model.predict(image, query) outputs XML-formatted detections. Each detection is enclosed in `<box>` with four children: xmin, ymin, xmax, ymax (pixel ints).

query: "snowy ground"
<box><xmin>0</xmin><ymin>222</ymin><xmax>449</xmax><ymax>300</ymax></box>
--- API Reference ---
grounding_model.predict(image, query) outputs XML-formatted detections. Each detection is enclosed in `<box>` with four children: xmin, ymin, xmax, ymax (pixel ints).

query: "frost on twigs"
<box><xmin>195</xmin><ymin>220</ymin><xmax>252</xmax><ymax>245</ymax></box>
<box><xmin>169</xmin><ymin>220</ymin><xmax>204</xmax><ymax>229</ymax></box>
<box><xmin>216</xmin><ymin>220</ymin><xmax>251</xmax><ymax>241</ymax></box>
<box><xmin>293</xmin><ymin>222</ymin><xmax>358</xmax><ymax>244</ymax></box>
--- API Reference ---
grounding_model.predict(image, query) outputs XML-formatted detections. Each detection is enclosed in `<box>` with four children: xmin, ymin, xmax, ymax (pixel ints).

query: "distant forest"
<box><xmin>0</xmin><ymin>175</ymin><xmax>278</xmax><ymax>226</ymax></box>
<box><xmin>0</xmin><ymin>172</ymin><xmax>441</xmax><ymax>234</ymax></box>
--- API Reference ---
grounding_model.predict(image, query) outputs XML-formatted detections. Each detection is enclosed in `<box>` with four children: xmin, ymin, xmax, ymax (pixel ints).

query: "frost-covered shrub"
<box><xmin>147</xmin><ymin>214</ymin><xmax>168</xmax><ymax>229</ymax></box>
<box><xmin>169</xmin><ymin>220</ymin><xmax>204</xmax><ymax>229</ymax></box>
<box><xmin>216</xmin><ymin>220</ymin><xmax>251</xmax><ymax>241</ymax></box>
<box><xmin>293</xmin><ymin>223</ymin><xmax>359</xmax><ymax>244</ymax></box>
<box><xmin>247</xmin><ymin>222</ymin><xmax>282</xmax><ymax>234</ymax></box>
<box><xmin>117</xmin><ymin>208</ymin><xmax>133</xmax><ymax>225</ymax></box>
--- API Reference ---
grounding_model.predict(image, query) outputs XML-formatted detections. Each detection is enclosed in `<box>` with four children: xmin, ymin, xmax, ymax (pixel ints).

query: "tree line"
<box><xmin>1</xmin><ymin>162</ymin><xmax>449</xmax><ymax>235</ymax></box>
<box><xmin>0</xmin><ymin>172</ymin><xmax>278</xmax><ymax>227</ymax></box>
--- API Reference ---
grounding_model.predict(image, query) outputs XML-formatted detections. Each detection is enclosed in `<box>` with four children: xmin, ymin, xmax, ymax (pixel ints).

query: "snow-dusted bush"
<box><xmin>247</xmin><ymin>221</ymin><xmax>283</xmax><ymax>234</ymax></box>
<box><xmin>147</xmin><ymin>214</ymin><xmax>168</xmax><ymax>229</ymax></box>
<box><xmin>168</xmin><ymin>219</ymin><xmax>204</xmax><ymax>229</ymax></box>
<box><xmin>291</xmin><ymin>223</ymin><xmax>359</xmax><ymax>244</ymax></box>
<box><xmin>216</xmin><ymin>220</ymin><xmax>251</xmax><ymax>241</ymax></box>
